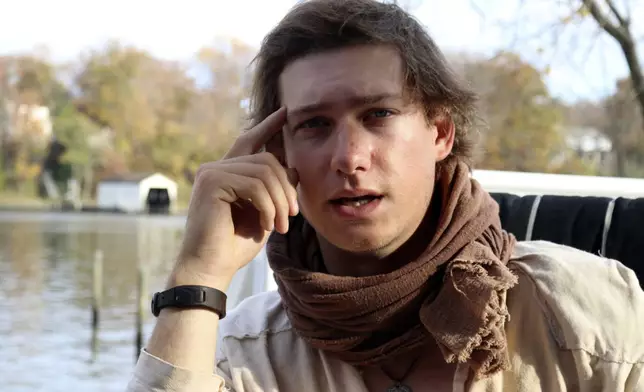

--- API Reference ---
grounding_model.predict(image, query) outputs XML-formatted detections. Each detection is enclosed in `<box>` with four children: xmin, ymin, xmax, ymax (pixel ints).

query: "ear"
<box><xmin>433</xmin><ymin>113</ymin><xmax>455</xmax><ymax>161</ymax></box>
<box><xmin>266</xmin><ymin>130</ymin><xmax>287</xmax><ymax>166</ymax></box>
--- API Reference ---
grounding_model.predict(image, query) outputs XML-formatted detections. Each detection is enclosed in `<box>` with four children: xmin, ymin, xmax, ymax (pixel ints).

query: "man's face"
<box><xmin>278</xmin><ymin>45</ymin><xmax>453</xmax><ymax>255</ymax></box>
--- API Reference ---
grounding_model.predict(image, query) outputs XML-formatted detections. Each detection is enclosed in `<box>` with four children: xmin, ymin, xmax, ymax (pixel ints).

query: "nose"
<box><xmin>329</xmin><ymin>120</ymin><xmax>373</xmax><ymax>176</ymax></box>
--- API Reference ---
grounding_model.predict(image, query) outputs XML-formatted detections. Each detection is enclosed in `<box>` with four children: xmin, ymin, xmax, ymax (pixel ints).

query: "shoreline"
<box><xmin>0</xmin><ymin>194</ymin><xmax>189</xmax><ymax>216</ymax></box>
<box><xmin>0</xmin><ymin>203</ymin><xmax>188</xmax><ymax>216</ymax></box>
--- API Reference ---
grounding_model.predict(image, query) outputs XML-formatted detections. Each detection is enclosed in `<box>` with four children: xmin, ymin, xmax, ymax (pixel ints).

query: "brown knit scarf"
<box><xmin>266</xmin><ymin>157</ymin><xmax>518</xmax><ymax>379</ymax></box>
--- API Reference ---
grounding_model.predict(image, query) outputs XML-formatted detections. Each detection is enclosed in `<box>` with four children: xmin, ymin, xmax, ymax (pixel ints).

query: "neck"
<box><xmin>317</xmin><ymin>207</ymin><xmax>437</xmax><ymax>277</ymax></box>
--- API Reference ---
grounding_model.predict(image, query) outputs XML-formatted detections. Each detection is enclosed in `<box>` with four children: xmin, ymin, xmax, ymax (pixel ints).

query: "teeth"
<box><xmin>344</xmin><ymin>199</ymin><xmax>371</xmax><ymax>207</ymax></box>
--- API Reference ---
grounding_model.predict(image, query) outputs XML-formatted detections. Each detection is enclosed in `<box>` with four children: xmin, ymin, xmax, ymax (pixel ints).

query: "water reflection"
<box><xmin>0</xmin><ymin>212</ymin><xmax>186</xmax><ymax>392</ymax></box>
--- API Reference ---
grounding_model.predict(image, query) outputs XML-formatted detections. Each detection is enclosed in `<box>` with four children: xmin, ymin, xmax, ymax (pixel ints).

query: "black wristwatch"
<box><xmin>151</xmin><ymin>285</ymin><xmax>227</xmax><ymax>319</ymax></box>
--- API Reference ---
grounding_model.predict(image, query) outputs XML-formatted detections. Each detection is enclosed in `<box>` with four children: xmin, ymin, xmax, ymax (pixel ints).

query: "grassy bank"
<box><xmin>0</xmin><ymin>192</ymin><xmax>50</xmax><ymax>209</ymax></box>
<box><xmin>0</xmin><ymin>191</ymin><xmax>190</xmax><ymax>214</ymax></box>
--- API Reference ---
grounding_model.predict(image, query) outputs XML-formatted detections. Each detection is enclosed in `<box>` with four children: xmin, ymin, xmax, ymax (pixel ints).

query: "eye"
<box><xmin>364</xmin><ymin>109</ymin><xmax>395</xmax><ymax>121</ymax></box>
<box><xmin>362</xmin><ymin>109</ymin><xmax>396</xmax><ymax>125</ymax></box>
<box><xmin>295</xmin><ymin>116</ymin><xmax>330</xmax><ymax>130</ymax></box>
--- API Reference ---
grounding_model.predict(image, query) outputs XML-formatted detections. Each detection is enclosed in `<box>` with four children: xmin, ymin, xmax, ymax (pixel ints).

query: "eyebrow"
<box><xmin>287</xmin><ymin>93</ymin><xmax>404</xmax><ymax>119</ymax></box>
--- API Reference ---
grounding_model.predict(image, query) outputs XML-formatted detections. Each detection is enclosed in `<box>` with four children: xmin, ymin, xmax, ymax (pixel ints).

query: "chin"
<box><xmin>321</xmin><ymin>225</ymin><xmax>392</xmax><ymax>254</ymax></box>
<box><xmin>301</xmin><ymin>206</ymin><xmax>394</xmax><ymax>253</ymax></box>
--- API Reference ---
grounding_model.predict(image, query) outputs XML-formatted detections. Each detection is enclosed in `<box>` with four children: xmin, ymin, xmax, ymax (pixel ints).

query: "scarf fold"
<box><xmin>266</xmin><ymin>157</ymin><xmax>518</xmax><ymax>379</ymax></box>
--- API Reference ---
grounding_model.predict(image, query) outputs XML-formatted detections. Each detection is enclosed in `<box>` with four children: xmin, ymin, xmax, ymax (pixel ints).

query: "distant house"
<box><xmin>565</xmin><ymin>126</ymin><xmax>613</xmax><ymax>169</ymax></box>
<box><xmin>96</xmin><ymin>172</ymin><xmax>178</xmax><ymax>214</ymax></box>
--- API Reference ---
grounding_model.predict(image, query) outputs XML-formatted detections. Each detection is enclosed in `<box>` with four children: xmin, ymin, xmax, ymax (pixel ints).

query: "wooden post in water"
<box><xmin>91</xmin><ymin>249</ymin><xmax>103</xmax><ymax>359</ymax></box>
<box><xmin>135</xmin><ymin>260</ymin><xmax>148</xmax><ymax>361</ymax></box>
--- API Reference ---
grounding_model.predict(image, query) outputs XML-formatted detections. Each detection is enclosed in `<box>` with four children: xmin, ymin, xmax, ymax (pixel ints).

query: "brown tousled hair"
<box><xmin>249</xmin><ymin>0</ymin><xmax>480</xmax><ymax>166</ymax></box>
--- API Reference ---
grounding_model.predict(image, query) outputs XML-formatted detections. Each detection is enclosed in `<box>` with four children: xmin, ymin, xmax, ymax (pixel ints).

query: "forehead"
<box><xmin>279</xmin><ymin>45</ymin><xmax>405</xmax><ymax>110</ymax></box>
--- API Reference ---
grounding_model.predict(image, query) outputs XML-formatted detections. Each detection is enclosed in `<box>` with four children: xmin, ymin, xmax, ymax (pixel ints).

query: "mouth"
<box><xmin>329</xmin><ymin>195</ymin><xmax>383</xmax><ymax>207</ymax></box>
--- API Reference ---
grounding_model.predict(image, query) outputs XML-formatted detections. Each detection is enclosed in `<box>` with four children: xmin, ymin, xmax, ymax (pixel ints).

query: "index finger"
<box><xmin>225</xmin><ymin>107</ymin><xmax>287</xmax><ymax>159</ymax></box>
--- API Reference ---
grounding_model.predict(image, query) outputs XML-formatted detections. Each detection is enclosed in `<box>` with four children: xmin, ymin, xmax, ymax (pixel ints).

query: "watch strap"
<box><xmin>151</xmin><ymin>285</ymin><xmax>227</xmax><ymax>319</ymax></box>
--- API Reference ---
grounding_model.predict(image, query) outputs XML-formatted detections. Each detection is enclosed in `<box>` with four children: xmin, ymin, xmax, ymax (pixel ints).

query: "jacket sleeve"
<box><xmin>510</xmin><ymin>242</ymin><xmax>644</xmax><ymax>392</ymax></box>
<box><xmin>125</xmin><ymin>349</ymin><xmax>227</xmax><ymax>392</ymax></box>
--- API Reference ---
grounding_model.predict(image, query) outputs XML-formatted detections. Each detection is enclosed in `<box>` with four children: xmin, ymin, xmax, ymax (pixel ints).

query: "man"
<box><xmin>126</xmin><ymin>1</ymin><xmax>644</xmax><ymax>391</ymax></box>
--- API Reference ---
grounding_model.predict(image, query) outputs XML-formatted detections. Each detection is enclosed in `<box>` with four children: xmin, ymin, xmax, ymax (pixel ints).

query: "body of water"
<box><xmin>0</xmin><ymin>212</ymin><xmax>188</xmax><ymax>392</ymax></box>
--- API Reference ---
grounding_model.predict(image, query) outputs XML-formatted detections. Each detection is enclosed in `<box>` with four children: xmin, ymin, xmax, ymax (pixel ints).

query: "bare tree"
<box><xmin>581</xmin><ymin>0</ymin><xmax>644</xmax><ymax>131</ymax></box>
<box><xmin>467</xmin><ymin>0</ymin><xmax>642</xmax><ymax>131</ymax></box>
<box><xmin>603</xmin><ymin>78</ymin><xmax>644</xmax><ymax>176</ymax></box>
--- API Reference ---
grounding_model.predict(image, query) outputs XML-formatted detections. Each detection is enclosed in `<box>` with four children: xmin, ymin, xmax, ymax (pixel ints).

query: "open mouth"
<box><xmin>329</xmin><ymin>195</ymin><xmax>383</xmax><ymax>207</ymax></box>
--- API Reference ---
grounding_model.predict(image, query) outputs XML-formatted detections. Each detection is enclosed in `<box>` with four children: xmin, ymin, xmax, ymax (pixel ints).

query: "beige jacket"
<box><xmin>126</xmin><ymin>241</ymin><xmax>644</xmax><ymax>392</ymax></box>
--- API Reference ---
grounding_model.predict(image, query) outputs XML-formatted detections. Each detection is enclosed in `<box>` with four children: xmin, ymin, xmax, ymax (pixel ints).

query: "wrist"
<box><xmin>167</xmin><ymin>265</ymin><xmax>233</xmax><ymax>293</ymax></box>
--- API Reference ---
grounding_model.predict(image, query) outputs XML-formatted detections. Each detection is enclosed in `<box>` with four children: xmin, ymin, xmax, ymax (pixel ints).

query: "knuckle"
<box><xmin>257</xmin><ymin>151</ymin><xmax>278</xmax><ymax>165</ymax></box>
<box><xmin>194</xmin><ymin>171</ymin><xmax>218</xmax><ymax>191</ymax></box>
<box><xmin>195</xmin><ymin>165</ymin><xmax>207</xmax><ymax>180</ymax></box>
<box><xmin>195</xmin><ymin>163</ymin><xmax>215</xmax><ymax>181</ymax></box>
<box><xmin>256</xmin><ymin>165</ymin><xmax>274</xmax><ymax>181</ymax></box>
<box><xmin>248</xmin><ymin>177</ymin><xmax>264</xmax><ymax>194</ymax></box>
